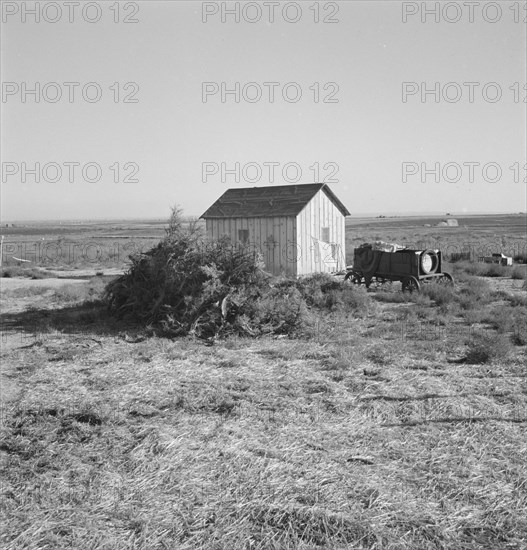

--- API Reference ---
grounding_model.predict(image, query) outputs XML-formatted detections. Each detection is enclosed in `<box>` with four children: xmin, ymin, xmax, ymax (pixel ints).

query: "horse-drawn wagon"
<box><xmin>344</xmin><ymin>244</ymin><xmax>454</xmax><ymax>292</ymax></box>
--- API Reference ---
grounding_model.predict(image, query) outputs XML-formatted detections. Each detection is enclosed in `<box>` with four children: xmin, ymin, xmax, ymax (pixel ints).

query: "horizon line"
<box><xmin>1</xmin><ymin>211</ymin><xmax>526</xmax><ymax>224</ymax></box>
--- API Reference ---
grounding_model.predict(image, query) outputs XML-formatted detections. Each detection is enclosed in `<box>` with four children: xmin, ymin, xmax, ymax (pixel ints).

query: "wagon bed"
<box><xmin>345</xmin><ymin>247</ymin><xmax>453</xmax><ymax>292</ymax></box>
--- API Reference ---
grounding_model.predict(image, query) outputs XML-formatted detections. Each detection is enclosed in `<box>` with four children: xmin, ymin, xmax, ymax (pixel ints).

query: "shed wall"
<box><xmin>296</xmin><ymin>189</ymin><xmax>346</xmax><ymax>276</ymax></box>
<box><xmin>205</xmin><ymin>216</ymin><xmax>297</xmax><ymax>276</ymax></box>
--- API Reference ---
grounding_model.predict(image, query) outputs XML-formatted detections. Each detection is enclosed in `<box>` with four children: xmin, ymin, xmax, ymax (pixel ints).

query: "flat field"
<box><xmin>1</xmin><ymin>213</ymin><xmax>525</xmax><ymax>272</ymax></box>
<box><xmin>346</xmin><ymin>214</ymin><xmax>526</xmax><ymax>262</ymax></box>
<box><xmin>0</xmin><ymin>214</ymin><xmax>526</xmax><ymax>549</ymax></box>
<box><xmin>0</xmin><ymin>218</ymin><xmax>168</xmax><ymax>273</ymax></box>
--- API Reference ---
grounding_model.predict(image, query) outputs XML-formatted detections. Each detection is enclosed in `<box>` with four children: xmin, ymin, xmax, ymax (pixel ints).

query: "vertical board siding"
<box><xmin>206</xmin><ymin>216</ymin><xmax>297</xmax><ymax>276</ymax></box>
<box><xmin>296</xmin><ymin>189</ymin><xmax>347</xmax><ymax>276</ymax></box>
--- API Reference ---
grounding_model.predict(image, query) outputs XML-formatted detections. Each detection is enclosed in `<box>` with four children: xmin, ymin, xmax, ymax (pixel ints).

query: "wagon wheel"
<box><xmin>436</xmin><ymin>272</ymin><xmax>454</xmax><ymax>286</ymax></box>
<box><xmin>345</xmin><ymin>270</ymin><xmax>363</xmax><ymax>285</ymax></box>
<box><xmin>401</xmin><ymin>276</ymin><xmax>420</xmax><ymax>293</ymax></box>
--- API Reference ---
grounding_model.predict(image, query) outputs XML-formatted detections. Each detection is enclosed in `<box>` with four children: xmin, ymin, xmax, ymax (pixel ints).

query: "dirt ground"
<box><xmin>0</xmin><ymin>277</ymin><xmax>87</xmax><ymax>291</ymax></box>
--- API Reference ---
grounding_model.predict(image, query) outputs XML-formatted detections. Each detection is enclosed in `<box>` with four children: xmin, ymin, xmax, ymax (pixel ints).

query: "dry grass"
<box><xmin>1</xmin><ymin>278</ymin><xmax>526</xmax><ymax>549</ymax></box>
<box><xmin>1</xmin><ymin>215</ymin><xmax>526</xmax><ymax>549</ymax></box>
<box><xmin>52</xmin><ymin>278</ymin><xmax>107</xmax><ymax>303</ymax></box>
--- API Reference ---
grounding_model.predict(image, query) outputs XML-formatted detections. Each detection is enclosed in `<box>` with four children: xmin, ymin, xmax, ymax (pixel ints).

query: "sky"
<box><xmin>1</xmin><ymin>0</ymin><xmax>526</xmax><ymax>221</ymax></box>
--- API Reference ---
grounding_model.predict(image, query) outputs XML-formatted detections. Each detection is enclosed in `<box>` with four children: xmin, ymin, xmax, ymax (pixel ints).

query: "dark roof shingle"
<box><xmin>201</xmin><ymin>184</ymin><xmax>350</xmax><ymax>218</ymax></box>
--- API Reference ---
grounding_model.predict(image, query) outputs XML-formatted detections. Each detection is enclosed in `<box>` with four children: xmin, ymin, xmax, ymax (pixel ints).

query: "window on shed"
<box><xmin>321</xmin><ymin>227</ymin><xmax>330</xmax><ymax>243</ymax></box>
<box><xmin>238</xmin><ymin>229</ymin><xmax>249</xmax><ymax>243</ymax></box>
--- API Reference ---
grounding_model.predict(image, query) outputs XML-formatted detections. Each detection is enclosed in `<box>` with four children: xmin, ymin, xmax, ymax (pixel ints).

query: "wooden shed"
<box><xmin>200</xmin><ymin>183</ymin><xmax>350</xmax><ymax>277</ymax></box>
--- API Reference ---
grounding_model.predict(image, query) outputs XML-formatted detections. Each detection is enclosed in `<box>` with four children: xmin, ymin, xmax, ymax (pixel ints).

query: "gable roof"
<box><xmin>200</xmin><ymin>183</ymin><xmax>350</xmax><ymax>219</ymax></box>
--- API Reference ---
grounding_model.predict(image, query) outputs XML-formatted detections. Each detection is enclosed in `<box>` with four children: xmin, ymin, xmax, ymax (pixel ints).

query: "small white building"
<box><xmin>479</xmin><ymin>253</ymin><xmax>513</xmax><ymax>266</ymax></box>
<box><xmin>200</xmin><ymin>183</ymin><xmax>350</xmax><ymax>277</ymax></box>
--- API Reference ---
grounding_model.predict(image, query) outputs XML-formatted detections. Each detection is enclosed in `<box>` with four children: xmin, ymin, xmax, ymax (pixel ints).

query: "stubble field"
<box><xmin>0</xmin><ymin>214</ymin><xmax>526</xmax><ymax>549</ymax></box>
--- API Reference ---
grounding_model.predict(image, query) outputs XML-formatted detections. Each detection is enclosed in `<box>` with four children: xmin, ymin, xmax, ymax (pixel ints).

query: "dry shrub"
<box><xmin>463</xmin><ymin>331</ymin><xmax>512</xmax><ymax>364</ymax></box>
<box><xmin>229</xmin><ymin>285</ymin><xmax>313</xmax><ymax>337</ymax></box>
<box><xmin>295</xmin><ymin>273</ymin><xmax>371</xmax><ymax>312</ymax></box>
<box><xmin>507</xmin><ymin>294</ymin><xmax>527</xmax><ymax>308</ymax></box>
<box><xmin>449</xmin><ymin>270</ymin><xmax>473</xmax><ymax>284</ymax></box>
<box><xmin>421</xmin><ymin>282</ymin><xmax>456</xmax><ymax>308</ymax></box>
<box><xmin>468</xmin><ymin>305</ymin><xmax>526</xmax><ymax>346</ymax></box>
<box><xmin>454</xmin><ymin>261</ymin><xmax>508</xmax><ymax>278</ymax></box>
<box><xmin>372</xmin><ymin>291</ymin><xmax>409</xmax><ymax>303</ymax></box>
<box><xmin>294</xmin><ymin>273</ymin><xmax>342</xmax><ymax>309</ymax></box>
<box><xmin>511</xmin><ymin>321</ymin><xmax>527</xmax><ymax>346</ymax></box>
<box><xmin>337</xmin><ymin>286</ymin><xmax>371</xmax><ymax>311</ymax></box>
<box><xmin>511</xmin><ymin>265</ymin><xmax>527</xmax><ymax>280</ymax></box>
<box><xmin>484</xmin><ymin>263</ymin><xmax>508</xmax><ymax>277</ymax></box>
<box><xmin>462</xmin><ymin>309</ymin><xmax>486</xmax><ymax>326</ymax></box>
<box><xmin>456</xmin><ymin>277</ymin><xmax>493</xmax><ymax>310</ymax></box>
<box><xmin>412</xmin><ymin>294</ymin><xmax>434</xmax><ymax>310</ymax></box>
<box><xmin>510</xmin><ymin>309</ymin><xmax>527</xmax><ymax>346</ymax></box>
<box><xmin>483</xmin><ymin>307</ymin><xmax>513</xmax><ymax>334</ymax></box>
<box><xmin>452</xmin><ymin>261</ymin><xmax>482</xmax><ymax>277</ymax></box>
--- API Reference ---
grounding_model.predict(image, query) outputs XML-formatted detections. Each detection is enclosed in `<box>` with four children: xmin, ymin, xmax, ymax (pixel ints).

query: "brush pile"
<box><xmin>104</xmin><ymin>212</ymin><xmax>309</xmax><ymax>337</ymax></box>
<box><xmin>105</xmin><ymin>208</ymin><xmax>369</xmax><ymax>339</ymax></box>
